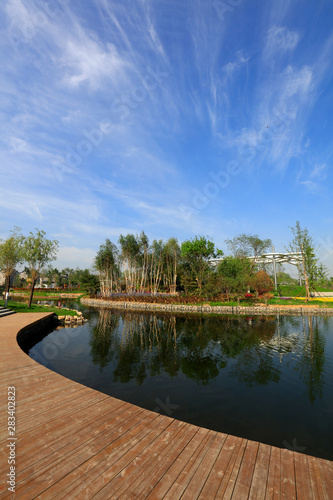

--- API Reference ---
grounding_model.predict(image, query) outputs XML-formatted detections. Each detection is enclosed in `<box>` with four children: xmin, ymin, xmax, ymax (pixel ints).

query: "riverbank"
<box><xmin>7</xmin><ymin>292</ymin><xmax>83</xmax><ymax>299</ymax></box>
<box><xmin>81</xmin><ymin>297</ymin><xmax>333</xmax><ymax>315</ymax></box>
<box><xmin>0</xmin><ymin>299</ymin><xmax>79</xmax><ymax>317</ymax></box>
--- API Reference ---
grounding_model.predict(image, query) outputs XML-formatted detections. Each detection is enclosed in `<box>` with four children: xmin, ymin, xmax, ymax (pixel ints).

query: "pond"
<box><xmin>20</xmin><ymin>307</ymin><xmax>333</xmax><ymax>461</ymax></box>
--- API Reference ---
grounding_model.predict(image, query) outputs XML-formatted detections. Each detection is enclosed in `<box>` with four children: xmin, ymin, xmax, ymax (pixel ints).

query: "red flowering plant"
<box><xmin>243</xmin><ymin>292</ymin><xmax>256</xmax><ymax>303</ymax></box>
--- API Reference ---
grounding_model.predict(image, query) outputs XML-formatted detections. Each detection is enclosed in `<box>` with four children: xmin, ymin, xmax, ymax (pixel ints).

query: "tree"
<box><xmin>225</xmin><ymin>234</ymin><xmax>272</xmax><ymax>261</ymax></box>
<box><xmin>149</xmin><ymin>239</ymin><xmax>164</xmax><ymax>294</ymax></box>
<box><xmin>217</xmin><ymin>256</ymin><xmax>252</xmax><ymax>297</ymax></box>
<box><xmin>138</xmin><ymin>231</ymin><xmax>149</xmax><ymax>292</ymax></box>
<box><xmin>181</xmin><ymin>236</ymin><xmax>222</xmax><ymax>293</ymax></box>
<box><xmin>118</xmin><ymin>233</ymin><xmax>140</xmax><ymax>292</ymax></box>
<box><xmin>94</xmin><ymin>239</ymin><xmax>119</xmax><ymax>295</ymax></box>
<box><xmin>22</xmin><ymin>229</ymin><xmax>59</xmax><ymax>307</ymax></box>
<box><xmin>162</xmin><ymin>238</ymin><xmax>180</xmax><ymax>293</ymax></box>
<box><xmin>286</xmin><ymin>222</ymin><xmax>320</xmax><ymax>300</ymax></box>
<box><xmin>61</xmin><ymin>268</ymin><xmax>76</xmax><ymax>288</ymax></box>
<box><xmin>315</xmin><ymin>263</ymin><xmax>328</xmax><ymax>287</ymax></box>
<box><xmin>78</xmin><ymin>269</ymin><xmax>100</xmax><ymax>294</ymax></box>
<box><xmin>0</xmin><ymin>227</ymin><xmax>24</xmax><ymax>305</ymax></box>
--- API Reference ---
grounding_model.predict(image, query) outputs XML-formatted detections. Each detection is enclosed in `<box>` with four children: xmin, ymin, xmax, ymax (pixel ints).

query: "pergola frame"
<box><xmin>209</xmin><ymin>251</ymin><xmax>304</xmax><ymax>290</ymax></box>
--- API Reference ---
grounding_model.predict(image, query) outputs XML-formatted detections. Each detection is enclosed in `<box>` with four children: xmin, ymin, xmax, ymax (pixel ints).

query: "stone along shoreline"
<box><xmin>81</xmin><ymin>297</ymin><xmax>333</xmax><ymax>316</ymax></box>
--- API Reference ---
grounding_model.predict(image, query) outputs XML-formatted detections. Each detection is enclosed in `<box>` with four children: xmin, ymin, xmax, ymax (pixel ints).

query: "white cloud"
<box><xmin>221</xmin><ymin>64</ymin><xmax>315</xmax><ymax>171</ymax></box>
<box><xmin>310</xmin><ymin>163</ymin><xmax>327</xmax><ymax>179</ymax></box>
<box><xmin>300</xmin><ymin>180</ymin><xmax>321</xmax><ymax>194</ymax></box>
<box><xmin>222</xmin><ymin>51</ymin><xmax>249</xmax><ymax>79</ymax></box>
<box><xmin>56</xmin><ymin>246</ymin><xmax>96</xmax><ymax>270</ymax></box>
<box><xmin>61</xmin><ymin>38</ymin><xmax>128</xmax><ymax>89</ymax></box>
<box><xmin>0</xmin><ymin>185</ymin><xmax>101</xmax><ymax>225</ymax></box>
<box><xmin>8</xmin><ymin>136</ymin><xmax>29</xmax><ymax>152</ymax></box>
<box><xmin>279</xmin><ymin>65</ymin><xmax>312</xmax><ymax>101</ymax></box>
<box><xmin>264</xmin><ymin>26</ymin><xmax>300</xmax><ymax>62</ymax></box>
<box><xmin>6</xmin><ymin>0</ymin><xmax>31</xmax><ymax>29</ymax></box>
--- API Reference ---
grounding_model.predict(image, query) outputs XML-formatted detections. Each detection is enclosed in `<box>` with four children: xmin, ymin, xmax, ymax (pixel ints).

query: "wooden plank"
<box><xmin>280</xmin><ymin>448</ymin><xmax>296</xmax><ymax>499</ymax></box>
<box><xmin>294</xmin><ymin>451</ymin><xmax>313</xmax><ymax>499</ymax></box>
<box><xmin>180</xmin><ymin>431</ymin><xmax>227</xmax><ymax>500</ymax></box>
<box><xmin>117</xmin><ymin>423</ymin><xmax>198</xmax><ymax>499</ymax></box>
<box><xmin>146</xmin><ymin>427</ymin><xmax>209</xmax><ymax>499</ymax></box>
<box><xmin>56</xmin><ymin>415</ymin><xmax>174</xmax><ymax>500</ymax></box>
<box><xmin>163</xmin><ymin>430</ymin><xmax>217</xmax><ymax>499</ymax></box>
<box><xmin>249</xmin><ymin>442</ymin><xmax>271</xmax><ymax>500</ymax></box>
<box><xmin>266</xmin><ymin>446</ymin><xmax>281</xmax><ymax>499</ymax></box>
<box><xmin>14</xmin><ymin>406</ymin><xmax>151</xmax><ymax>499</ymax></box>
<box><xmin>230</xmin><ymin>440</ymin><xmax>259</xmax><ymax>499</ymax></box>
<box><xmin>12</xmin><ymin>399</ymin><xmax>129</xmax><ymax>480</ymax></box>
<box><xmin>309</xmin><ymin>456</ymin><xmax>333</xmax><ymax>500</ymax></box>
<box><xmin>200</xmin><ymin>433</ymin><xmax>243</xmax><ymax>499</ymax></box>
<box><xmin>90</xmin><ymin>418</ymin><xmax>188</xmax><ymax>499</ymax></box>
<box><xmin>216</xmin><ymin>436</ymin><xmax>247</xmax><ymax>499</ymax></box>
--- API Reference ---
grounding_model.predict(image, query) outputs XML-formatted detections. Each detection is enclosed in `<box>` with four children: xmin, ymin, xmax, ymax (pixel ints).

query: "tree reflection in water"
<box><xmin>89</xmin><ymin>311</ymin><xmax>285</xmax><ymax>387</ymax></box>
<box><xmin>294</xmin><ymin>315</ymin><xmax>327</xmax><ymax>404</ymax></box>
<box><xmin>89</xmin><ymin>310</ymin><xmax>328</xmax><ymax>405</ymax></box>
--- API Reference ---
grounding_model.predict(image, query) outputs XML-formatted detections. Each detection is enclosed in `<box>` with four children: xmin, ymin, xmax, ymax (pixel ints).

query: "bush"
<box><xmin>249</xmin><ymin>271</ymin><xmax>274</xmax><ymax>295</ymax></box>
<box><xmin>243</xmin><ymin>293</ymin><xmax>256</xmax><ymax>303</ymax></box>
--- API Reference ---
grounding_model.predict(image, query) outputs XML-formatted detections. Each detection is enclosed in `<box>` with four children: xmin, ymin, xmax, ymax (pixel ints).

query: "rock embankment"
<box><xmin>57</xmin><ymin>311</ymin><xmax>88</xmax><ymax>325</ymax></box>
<box><xmin>81</xmin><ymin>298</ymin><xmax>333</xmax><ymax>316</ymax></box>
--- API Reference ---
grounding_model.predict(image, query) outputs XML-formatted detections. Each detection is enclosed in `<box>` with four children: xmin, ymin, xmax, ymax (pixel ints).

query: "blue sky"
<box><xmin>1</xmin><ymin>0</ymin><xmax>333</xmax><ymax>274</ymax></box>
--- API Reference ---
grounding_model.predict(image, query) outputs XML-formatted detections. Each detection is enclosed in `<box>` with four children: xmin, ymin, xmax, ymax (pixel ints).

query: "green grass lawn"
<box><xmin>0</xmin><ymin>300</ymin><xmax>79</xmax><ymax>316</ymax></box>
<box><xmin>268</xmin><ymin>298</ymin><xmax>333</xmax><ymax>307</ymax></box>
<box><xmin>208</xmin><ymin>301</ymin><xmax>254</xmax><ymax>307</ymax></box>
<box><xmin>207</xmin><ymin>298</ymin><xmax>333</xmax><ymax>308</ymax></box>
<box><xmin>10</xmin><ymin>290</ymin><xmax>84</xmax><ymax>297</ymax></box>
<box><xmin>275</xmin><ymin>285</ymin><xmax>333</xmax><ymax>297</ymax></box>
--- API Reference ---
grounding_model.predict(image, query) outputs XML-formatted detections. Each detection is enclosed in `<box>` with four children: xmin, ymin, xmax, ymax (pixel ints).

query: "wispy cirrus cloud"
<box><xmin>310</xmin><ymin>163</ymin><xmax>327</xmax><ymax>179</ymax></box>
<box><xmin>61</xmin><ymin>38</ymin><xmax>128</xmax><ymax>90</ymax></box>
<box><xmin>264</xmin><ymin>26</ymin><xmax>300</xmax><ymax>62</ymax></box>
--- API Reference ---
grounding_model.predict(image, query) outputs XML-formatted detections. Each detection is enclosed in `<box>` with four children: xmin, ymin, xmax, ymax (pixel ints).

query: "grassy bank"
<box><xmin>275</xmin><ymin>285</ymin><xmax>333</xmax><ymax>297</ymax></box>
<box><xmin>0</xmin><ymin>300</ymin><xmax>79</xmax><ymax>316</ymax></box>
<box><xmin>268</xmin><ymin>297</ymin><xmax>333</xmax><ymax>307</ymax></box>
<box><xmin>9</xmin><ymin>291</ymin><xmax>84</xmax><ymax>298</ymax></box>
<box><xmin>208</xmin><ymin>298</ymin><xmax>333</xmax><ymax>308</ymax></box>
<box><xmin>87</xmin><ymin>295</ymin><xmax>333</xmax><ymax>309</ymax></box>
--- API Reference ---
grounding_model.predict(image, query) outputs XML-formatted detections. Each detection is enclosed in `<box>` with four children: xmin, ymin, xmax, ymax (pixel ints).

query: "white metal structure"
<box><xmin>209</xmin><ymin>247</ymin><xmax>304</xmax><ymax>290</ymax></box>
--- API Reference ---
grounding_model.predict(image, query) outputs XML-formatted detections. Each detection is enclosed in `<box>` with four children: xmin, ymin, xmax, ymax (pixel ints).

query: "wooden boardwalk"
<box><xmin>0</xmin><ymin>313</ymin><xmax>332</xmax><ymax>499</ymax></box>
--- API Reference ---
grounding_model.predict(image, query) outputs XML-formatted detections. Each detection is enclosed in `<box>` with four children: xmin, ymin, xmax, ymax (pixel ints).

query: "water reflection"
<box><xmin>89</xmin><ymin>311</ymin><xmax>289</xmax><ymax>388</ymax></box>
<box><xmin>294</xmin><ymin>315</ymin><xmax>327</xmax><ymax>404</ymax></box>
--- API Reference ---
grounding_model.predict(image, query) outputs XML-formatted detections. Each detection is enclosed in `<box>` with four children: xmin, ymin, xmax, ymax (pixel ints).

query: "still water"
<box><xmin>21</xmin><ymin>307</ymin><xmax>333</xmax><ymax>460</ymax></box>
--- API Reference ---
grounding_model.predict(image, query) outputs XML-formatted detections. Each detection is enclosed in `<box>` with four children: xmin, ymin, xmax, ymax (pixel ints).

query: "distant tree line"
<box><xmin>92</xmin><ymin>232</ymin><xmax>277</xmax><ymax>299</ymax></box>
<box><xmin>92</xmin><ymin>223</ymin><xmax>331</xmax><ymax>300</ymax></box>
<box><xmin>0</xmin><ymin>222</ymin><xmax>331</xmax><ymax>305</ymax></box>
